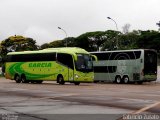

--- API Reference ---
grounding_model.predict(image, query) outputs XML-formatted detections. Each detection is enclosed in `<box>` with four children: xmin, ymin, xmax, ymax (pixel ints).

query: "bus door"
<box><xmin>57</xmin><ymin>53</ymin><xmax>74</xmax><ymax>81</ymax></box>
<box><xmin>144</xmin><ymin>50</ymin><xmax>157</xmax><ymax>80</ymax></box>
<box><xmin>67</xmin><ymin>55</ymin><xmax>74</xmax><ymax>81</ymax></box>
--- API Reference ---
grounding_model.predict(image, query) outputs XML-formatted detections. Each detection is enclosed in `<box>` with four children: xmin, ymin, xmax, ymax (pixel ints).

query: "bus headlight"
<box><xmin>75</xmin><ymin>74</ymin><xmax>79</xmax><ymax>79</ymax></box>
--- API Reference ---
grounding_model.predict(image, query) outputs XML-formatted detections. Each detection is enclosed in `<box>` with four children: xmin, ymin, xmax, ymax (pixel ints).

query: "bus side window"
<box><xmin>57</xmin><ymin>53</ymin><xmax>74</xmax><ymax>69</ymax></box>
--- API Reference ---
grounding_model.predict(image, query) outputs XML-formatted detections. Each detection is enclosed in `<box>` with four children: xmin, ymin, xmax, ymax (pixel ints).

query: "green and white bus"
<box><xmin>91</xmin><ymin>49</ymin><xmax>157</xmax><ymax>84</ymax></box>
<box><xmin>5</xmin><ymin>47</ymin><xmax>96</xmax><ymax>85</ymax></box>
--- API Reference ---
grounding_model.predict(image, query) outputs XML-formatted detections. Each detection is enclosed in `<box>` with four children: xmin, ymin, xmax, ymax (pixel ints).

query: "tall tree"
<box><xmin>101</xmin><ymin>30</ymin><xmax>121</xmax><ymax>51</ymax></box>
<box><xmin>40</xmin><ymin>43</ymin><xmax>50</xmax><ymax>49</ymax></box>
<box><xmin>118</xmin><ymin>30</ymin><xmax>139</xmax><ymax>50</ymax></box>
<box><xmin>75</xmin><ymin>31</ymin><xmax>114</xmax><ymax>51</ymax></box>
<box><xmin>74</xmin><ymin>32</ymin><xmax>91</xmax><ymax>51</ymax></box>
<box><xmin>156</xmin><ymin>21</ymin><xmax>160</xmax><ymax>31</ymax></box>
<box><xmin>64</xmin><ymin>37</ymin><xmax>76</xmax><ymax>47</ymax></box>
<box><xmin>137</xmin><ymin>30</ymin><xmax>160</xmax><ymax>52</ymax></box>
<box><xmin>49</xmin><ymin>40</ymin><xmax>65</xmax><ymax>48</ymax></box>
<box><xmin>0</xmin><ymin>35</ymin><xmax>38</xmax><ymax>56</ymax></box>
<box><xmin>122</xmin><ymin>23</ymin><xmax>131</xmax><ymax>34</ymax></box>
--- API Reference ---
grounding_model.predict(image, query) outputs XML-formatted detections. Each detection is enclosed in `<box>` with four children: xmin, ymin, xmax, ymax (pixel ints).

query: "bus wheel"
<box><xmin>137</xmin><ymin>81</ymin><xmax>143</xmax><ymax>84</ymax></box>
<box><xmin>30</xmin><ymin>81</ymin><xmax>35</xmax><ymax>84</ymax></box>
<box><xmin>74</xmin><ymin>82</ymin><xmax>80</xmax><ymax>85</ymax></box>
<box><xmin>21</xmin><ymin>75</ymin><xmax>28</xmax><ymax>83</ymax></box>
<box><xmin>57</xmin><ymin>75</ymin><xmax>65</xmax><ymax>85</ymax></box>
<box><xmin>15</xmin><ymin>75</ymin><xmax>21</xmax><ymax>83</ymax></box>
<box><xmin>36</xmin><ymin>80</ymin><xmax>43</xmax><ymax>84</ymax></box>
<box><xmin>123</xmin><ymin>76</ymin><xmax>129</xmax><ymax>84</ymax></box>
<box><xmin>115</xmin><ymin>76</ymin><xmax>122</xmax><ymax>84</ymax></box>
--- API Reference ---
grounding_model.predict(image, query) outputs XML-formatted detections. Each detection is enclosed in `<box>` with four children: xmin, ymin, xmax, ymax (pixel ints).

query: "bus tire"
<box><xmin>30</xmin><ymin>81</ymin><xmax>35</xmax><ymax>84</ymax></box>
<box><xmin>57</xmin><ymin>75</ymin><xmax>65</xmax><ymax>85</ymax></box>
<box><xmin>74</xmin><ymin>82</ymin><xmax>80</xmax><ymax>85</ymax></box>
<box><xmin>21</xmin><ymin>74</ymin><xmax>28</xmax><ymax>83</ymax></box>
<box><xmin>15</xmin><ymin>74</ymin><xmax>21</xmax><ymax>83</ymax></box>
<box><xmin>137</xmin><ymin>81</ymin><xmax>143</xmax><ymax>84</ymax></box>
<box><xmin>115</xmin><ymin>76</ymin><xmax>122</xmax><ymax>84</ymax></box>
<box><xmin>36</xmin><ymin>80</ymin><xmax>43</xmax><ymax>84</ymax></box>
<box><xmin>123</xmin><ymin>76</ymin><xmax>129</xmax><ymax>84</ymax></box>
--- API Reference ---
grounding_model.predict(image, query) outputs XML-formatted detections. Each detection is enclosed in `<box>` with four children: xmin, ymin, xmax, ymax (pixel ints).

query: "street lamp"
<box><xmin>58</xmin><ymin>27</ymin><xmax>68</xmax><ymax>47</ymax></box>
<box><xmin>107</xmin><ymin>17</ymin><xmax>118</xmax><ymax>31</ymax></box>
<box><xmin>107</xmin><ymin>17</ymin><xmax>119</xmax><ymax>49</ymax></box>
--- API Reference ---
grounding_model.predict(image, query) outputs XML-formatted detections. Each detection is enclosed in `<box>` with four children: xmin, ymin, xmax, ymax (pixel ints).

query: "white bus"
<box><xmin>91</xmin><ymin>49</ymin><xmax>157</xmax><ymax>84</ymax></box>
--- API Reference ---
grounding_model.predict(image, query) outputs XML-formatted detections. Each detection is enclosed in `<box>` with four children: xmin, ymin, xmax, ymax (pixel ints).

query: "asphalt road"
<box><xmin>0</xmin><ymin>67</ymin><xmax>159</xmax><ymax>120</ymax></box>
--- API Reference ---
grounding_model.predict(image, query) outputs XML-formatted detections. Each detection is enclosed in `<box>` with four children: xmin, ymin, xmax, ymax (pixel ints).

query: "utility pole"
<box><xmin>107</xmin><ymin>17</ymin><xmax>119</xmax><ymax>49</ymax></box>
<box><xmin>58</xmin><ymin>27</ymin><xmax>68</xmax><ymax>47</ymax></box>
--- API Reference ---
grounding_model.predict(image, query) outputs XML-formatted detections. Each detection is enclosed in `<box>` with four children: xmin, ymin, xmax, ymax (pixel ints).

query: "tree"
<box><xmin>40</xmin><ymin>40</ymin><xmax>64</xmax><ymax>49</ymax></box>
<box><xmin>137</xmin><ymin>30</ymin><xmax>160</xmax><ymax>52</ymax></box>
<box><xmin>156</xmin><ymin>21</ymin><xmax>160</xmax><ymax>31</ymax></box>
<box><xmin>101</xmin><ymin>30</ymin><xmax>121</xmax><ymax>51</ymax></box>
<box><xmin>118</xmin><ymin>30</ymin><xmax>139</xmax><ymax>50</ymax></box>
<box><xmin>40</xmin><ymin>37</ymin><xmax>76</xmax><ymax>49</ymax></box>
<box><xmin>87</xmin><ymin>31</ymin><xmax>108</xmax><ymax>51</ymax></box>
<box><xmin>74</xmin><ymin>32</ymin><xmax>91</xmax><ymax>51</ymax></box>
<box><xmin>75</xmin><ymin>31</ymin><xmax>112</xmax><ymax>51</ymax></box>
<box><xmin>40</xmin><ymin>43</ymin><xmax>50</xmax><ymax>49</ymax></box>
<box><xmin>122</xmin><ymin>23</ymin><xmax>131</xmax><ymax>34</ymax></box>
<box><xmin>49</xmin><ymin>40</ymin><xmax>65</xmax><ymax>48</ymax></box>
<box><xmin>0</xmin><ymin>35</ymin><xmax>38</xmax><ymax>57</ymax></box>
<box><xmin>64</xmin><ymin>37</ymin><xmax>76</xmax><ymax>47</ymax></box>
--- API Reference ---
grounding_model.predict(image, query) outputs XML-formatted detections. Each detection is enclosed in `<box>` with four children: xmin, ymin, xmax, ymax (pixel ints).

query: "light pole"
<box><xmin>107</xmin><ymin>17</ymin><xmax>118</xmax><ymax>31</ymax></box>
<box><xmin>58</xmin><ymin>27</ymin><xmax>68</xmax><ymax>47</ymax></box>
<box><xmin>107</xmin><ymin>17</ymin><xmax>119</xmax><ymax>49</ymax></box>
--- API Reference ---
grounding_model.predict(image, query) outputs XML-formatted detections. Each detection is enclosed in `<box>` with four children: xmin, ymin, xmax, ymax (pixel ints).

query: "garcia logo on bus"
<box><xmin>29</xmin><ymin>62</ymin><xmax>52</xmax><ymax>68</ymax></box>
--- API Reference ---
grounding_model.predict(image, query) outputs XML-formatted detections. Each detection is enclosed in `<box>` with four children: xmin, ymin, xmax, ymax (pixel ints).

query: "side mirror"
<box><xmin>91</xmin><ymin>55</ymin><xmax>98</xmax><ymax>61</ymax></box>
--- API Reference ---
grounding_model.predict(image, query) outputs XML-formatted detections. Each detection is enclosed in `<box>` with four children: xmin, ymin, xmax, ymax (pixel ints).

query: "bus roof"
<box><xmin>90</xmin><ymin>49</ymin><xmax>156</xmax><ymax>54</ymax></box>
<box><xmin>7</xmin><ymin>47</ymin><xmax>89</xmax><ymax>55</ymax></box>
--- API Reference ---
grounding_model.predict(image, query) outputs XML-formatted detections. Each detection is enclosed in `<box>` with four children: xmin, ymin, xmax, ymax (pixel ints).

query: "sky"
<box><xmin>0</xmin><ymin>0</ymin><xmax>160</xmax><ymax>45</ymax></box>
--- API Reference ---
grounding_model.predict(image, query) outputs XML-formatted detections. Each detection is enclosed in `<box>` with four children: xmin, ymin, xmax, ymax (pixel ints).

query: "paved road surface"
<box><xmin>0</xmin><ymin>67</ymin><xmax>159</xmax><ymax>120</ymax></box>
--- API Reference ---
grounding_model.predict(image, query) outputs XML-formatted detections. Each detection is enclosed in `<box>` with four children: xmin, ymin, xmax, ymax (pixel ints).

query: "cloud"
<box><xmin>0</xmin><ymin>0</ymin><xmax>160</xmax><ymax>45</ymax></box>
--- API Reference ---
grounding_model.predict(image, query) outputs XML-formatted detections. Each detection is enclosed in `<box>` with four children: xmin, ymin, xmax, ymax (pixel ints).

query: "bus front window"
<box><xmin>75</xmin><ymin>54</ymin><xmax>93</xmax><ymax>72</ymax></box>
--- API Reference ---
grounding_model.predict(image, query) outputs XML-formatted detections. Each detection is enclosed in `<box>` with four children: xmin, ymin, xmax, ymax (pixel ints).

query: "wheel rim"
<box><xmin>21</xmin><ymin>77</ymin><xmax>26</xmax><ymax>83</ymax></box>
<box><xmin>116</xmin><ymin>77</ymin><xmax>121</xmax><ymax>83</ymax></box>
<box><xmin>15</xmin><ymin>76</ymin><xmax>21</xmax><ymax>83</ymax></box>
<box><xmin>58</xmin><ymin>76</ymin><xmax>64</xmax><ymax>85</ymax></box>
<box><xmin>124</xmin><ymin>77</ymin><xmax>129</xmax><ymax>83</ymax></box>
<box><xmin>21</xmin><ymin>76</ymin><xmax>24</xmax><ymax>82</ymax></box>
<box><xmin>59</xmin><ymin>77</ymin><xmax>62</xmax><ymax>83</ymax></box>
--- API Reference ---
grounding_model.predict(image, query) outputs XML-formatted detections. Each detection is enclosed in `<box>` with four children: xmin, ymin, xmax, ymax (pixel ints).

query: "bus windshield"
<box><xmin>75</xmin><ymin>54</ymin><xmax>93</xmax><ymax>72</ymax></box>
<box><xmin>144</xmin><ymin>50</ymin><xmax>157</xmax><ymax>74</ymax></box>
